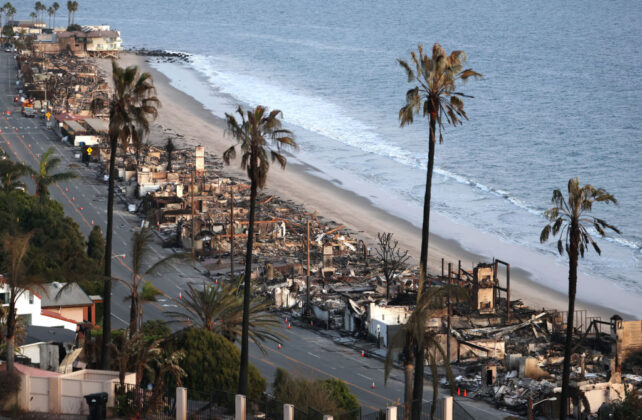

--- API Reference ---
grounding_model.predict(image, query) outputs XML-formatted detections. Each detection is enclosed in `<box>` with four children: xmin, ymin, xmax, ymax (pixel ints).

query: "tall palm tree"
<box><xmin>223</xmin><ymin>105</ymin><xmax>297</xmax><ymax>395</ymax></box>
<box><xmin>100</xmin><ymin>62</ymin><xmax>159</xmax><ymax>369</ymax></box>
<box><xmin>66</xmin><ymin>0</ymin><xmax>77</xmax><ymax>26</ymax></box>
<box><xmin>0</xmin><ymin>232</ymin><xmax>45</xmax><ymax>373</ymax></box>
<box><xmin>114</xmin><ymin>227</ymin><xmax>175</xmax><ymax>338</ymax></box>
<box><xmin>29</xmin><ymin>11</ymin><xmax>37</xmax><ymax>23</ymax></box>
<box><xmin>51</xmin><ymin>2</ymin><xmax>59</xmax><ymax>28</ymax></box>
<box><xmin>0</xmin><ymin>159</ymin><xmax>32</xmax><ymax>192</ymax></box>
<box><xmin>398</xmin><ymin>44</ymin><xmax>480</xmax><ymax>420</ymax></box>
<box><xmin>34</xmin><ymin>2</ymin><xmax>43</xmax><ymax>22</ymax></box>
<box><xmin>47</xmin><ymin>6</ymin><xmax>54</xmax><ymax>28</ymax></box>
<box><xmin>167</xmin><ymin>280</ymin><xmax>283</xmax><ymax>353</ymax></box>
<box><xmin>540</xmin><ymin>178</ymin><xmax>619</xmax><ymax>420</ymax></box>
<box><xmin>70</xmin><ymin>0</ymin><xmax>77</xmax><ymax>25</ymax></box>
<box><xmin>33</xmin><ymin>147</ymin><xmax>76</xmax><ymax>204</ymax></box>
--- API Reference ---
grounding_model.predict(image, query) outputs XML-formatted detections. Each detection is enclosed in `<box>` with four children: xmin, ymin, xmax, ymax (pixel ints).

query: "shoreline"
<box><xmin>98</xmin><ymin>53</ymin><xmax>638</xmax><ymax>321</ymax></box>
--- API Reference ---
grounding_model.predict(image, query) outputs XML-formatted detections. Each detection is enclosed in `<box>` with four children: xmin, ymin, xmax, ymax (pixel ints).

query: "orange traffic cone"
<box><xmin>278</xmin><ymin>343</ymin><xmax>282</xmax><ymax>350</ymax></box>
<box><xmin>464</xmin><ymin>389</ymin><xmax>467</xmax><ymax>397</ymax></box>
<box><xmin>371</xmin><ymin>381</ymin><xmax>375</xmax><ymax>389</ymax></box>
<box><xmin>288</xmin><ymin>323</ymin><xmax>291</xmax><ymax>329</ymax></box>
<box><xmin>457</xmin><ymin>388</ymin><xmax>461</xmax><ymax>396</ymax></box>
<box><xmin>361</xmin><ymin>350</ymin><xmax>365</xmax><ymax>357</ymax></box>
<box><xmin>179</xmin><ymin>292</ymin><xmax>182</xmax><ymax>299</ymax></box>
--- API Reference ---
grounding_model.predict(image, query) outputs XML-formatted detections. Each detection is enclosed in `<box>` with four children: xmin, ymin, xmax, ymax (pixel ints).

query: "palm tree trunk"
<box><xmin>560</xmin><ymin>224</ymin><xmax>579</xmax><ymax>420</ymax></box>
<box><xmin>411</xmin><ymin>340</ymin><xmax>425</xmax><ymax>420</ymax></box>
<box><xmin>5</xmin><ymin>296</ymin><xmax>17</xmax><ymax>373</ymax></box>
<box><xmin>238</xmin><ymin>158</ymin><xmax>258</xmax><ymax>396</ymax></box>
<box><xmin>129</xmin><ymin>287</ymin><xmax>138</xmax><ymax>337</ymax></box>
<box><xmin>410</xmin><ymin>115</ymin><xmax>437</xmax><ymax>420</ymax></box>
<box><xmin>101</xmin><ymin>135</ymin><xmax>117</xmax><ymax>370</ymax></box>
<box><xmin>403</xmin><ymin>349</ymin><xmax>414</xmax><ymax>420</ymax></box>
<box><xmin>418</xmin><ymin>116</ymin><xmax>437</xmax><ymax>284</ymax></box>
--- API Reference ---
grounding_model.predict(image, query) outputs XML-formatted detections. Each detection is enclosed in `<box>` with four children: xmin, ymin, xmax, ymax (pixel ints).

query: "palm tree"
<box><xmin>66</xmin><ymin>0</ymin><xmax>77</xmax><ymax>26</ymax></box>
<box><xmin>115</xmin><ymin>227</ymin><xmax>175</xmax><ymax>338</ymax></box>
<box><xmin>0</xmin><ymin>232</ymin><xmax>45</xmax><ymax>373</ymax></box>
<box><xmin>68</xmin><ymin>0</ymin><xmax>77</xmax><ymax>25</ymax></box>
<box><xmin>47</xmin><ymin>6</ymin><xmax>54</xmax><ymax>28</ymax></box>
<box><xmin>223</xmin><ymin>105</ymin><xmax>297</xmax><ymax>395</ymax></box>
<box><xmin>540</xmin><ymin>178</ymin><xmax>619</xmax><ymax>419</ymax></box>
<box><xmin>167</xmin><ymin>280</ymin><xmax>283</xmax><ymax>353</ymax></box>
<box><xmin>398</xmin><ymin>43</ymin><xmax>480</xmax><ymax>420</ymax></box>
<box><xmin>33</xmin><ymin>147</ymin><xmax>76</xmax><ymax>204</ymax></box>
<box><xmin>0</xmin><ymin>159</ymin><xmax>32</xmax><ymax>192</ymax></box>
<box><xmin>384</xmin><ymin>285</ymin><xmax>462</xmax><ymax>420</ymax></box>
<box><xmin>29</xmin><ymin>11</ymin><xmax>37</xmax><ymax>23</ymax></box>
<box><xmin>34</xmin><ymin>2</ymin><xmax>42</xmax><ymax>22</ymax></box>
<box><xmin>100</xmin><ymin>62</ymin><xmax>159</xmax><ymax>369</ymax></box>
<box><xmin>51</xmin><ymin>2</ymin><xmax>59</xmax><ymax>28</ymax></box>
<box><xmin>164</xmin><ymin>137</ymin><xmax>175</xmax><ymax>172</ymax></box>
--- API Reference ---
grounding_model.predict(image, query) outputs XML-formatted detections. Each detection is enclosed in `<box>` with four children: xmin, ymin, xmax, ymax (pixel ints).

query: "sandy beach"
<box><xmin>95</xmin><ymin>53</ymin><xmax>640</xmax><ymax>321</ymax></box>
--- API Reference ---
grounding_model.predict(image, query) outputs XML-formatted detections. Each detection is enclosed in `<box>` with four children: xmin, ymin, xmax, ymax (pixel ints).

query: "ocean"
<box><xmin>41</xmin><ymin>0</ymin><xmax>642</xmax><ymax>309</ymax></box>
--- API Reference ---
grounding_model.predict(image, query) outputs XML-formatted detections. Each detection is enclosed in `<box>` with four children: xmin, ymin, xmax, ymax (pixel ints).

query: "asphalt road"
<box><xmin>0</xmin><ymin>51</ymin><xmax>509</xmax><ymax>419</ymax></box>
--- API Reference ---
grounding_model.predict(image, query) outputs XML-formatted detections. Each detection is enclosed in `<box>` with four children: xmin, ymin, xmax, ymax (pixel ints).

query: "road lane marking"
<box><xmin>307</xmin><ymin>352</ymin><xmax>321</xmax><ymax>359</ymax></box>
<box><xmin>265</xmin><ymin>345</ymin><xmax>394</xmax><ymax>405</ymax></box>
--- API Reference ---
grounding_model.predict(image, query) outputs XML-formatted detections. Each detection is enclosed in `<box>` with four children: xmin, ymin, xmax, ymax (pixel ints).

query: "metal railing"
<box><xmin>114</xmin><ymin>383</ymin><xmax>175</xmax><ymax>420</ymax></box>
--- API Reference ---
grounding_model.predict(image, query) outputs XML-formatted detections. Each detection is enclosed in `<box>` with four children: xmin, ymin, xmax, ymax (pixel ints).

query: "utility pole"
<box><xmin>230</xmin><ymin>189</ymin><xmax>235</xmax><ymax>282</ymax></box>
<box><xmin>447</xmin><ymin>263</ymin><xmax>452</xmax><ymax>364</ymax></box>
<box><xmin>191</xmin><ymin>170</ymin><xmax>196</xmax><ymax>259</ymax></box>
<box><xmin>306</xmin><ymin>218</ymin><xmax>311</xmax><ymax>317</ymax></box>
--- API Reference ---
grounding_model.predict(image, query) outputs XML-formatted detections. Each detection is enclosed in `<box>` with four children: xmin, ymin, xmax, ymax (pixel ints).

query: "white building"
<box><xmin>0</xmin><ymin>280</ymin><xmax>78</xmax><ymax>331</ymax></box>
<box><xmin>367</xmin><ymin>302</ymin><xmax>412</xmax><ymax>347</ymax></box>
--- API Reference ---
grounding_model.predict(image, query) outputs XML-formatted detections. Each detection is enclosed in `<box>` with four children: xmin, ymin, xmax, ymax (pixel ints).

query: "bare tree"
<box><xmin>375</xmin><ymin>232</ymin><xmax>410</xmax><ymax>299</ymax></box>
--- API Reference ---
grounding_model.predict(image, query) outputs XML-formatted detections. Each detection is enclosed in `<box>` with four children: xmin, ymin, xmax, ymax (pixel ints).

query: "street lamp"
<box><xmin>528</xmin><ymin>396</ymin><xmax>557</xmax><ymax>420</ymax></box>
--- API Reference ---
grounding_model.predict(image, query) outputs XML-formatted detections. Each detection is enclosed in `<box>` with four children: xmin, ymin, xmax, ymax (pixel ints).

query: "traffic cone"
<box><xmin>361</xmin><ymin>350</ymin><xmax>365</xmax><ymax>357</ymax></box>
<box><xmin>179</xmin><ymin>292</ymin><xmax>182</xmax><ymax>299</ymax></box>
<box><xmin>65</xmin><ymin>187</ymin><xmax>68</xmax><ymax>192</ymax></box>
<box><xmin>215</xmin><ymin>279</ymin><xmax>218</xmax><ymax>284</ymax></box>
<box><xmin>28</xmin><ymin>144</ymin><xmax>31</xmax><ymax>148</ymax></box>
<box><xmin>464</xmin><ymin>389</ymin><xmax>467</xmax><ymax>397</ymax></box>
<box><xmin>371</xmin><ymin>381</ymin><xmax>375</xmax><ymax>389</ymax></box>
<box><xmin>79</xmin><ymin>206</ymin><xmax>83</xmax><ymax>211</ymax></box>
<box><xmin>72</xmin><ymin>196</ymin><xmax>75</xmax><ymax>201</ymax></box>
<box><xmin>457</xmin><ymin>388</ymin><xmax>460</xmax><ymax>396</ymax></box>
<box><xmin>288</xmin><ymin>323</ymin><xmax>291</xmax><ymax>329</ymax></box>
<box><xmin>278</xmin><ymin>343</ymin><xmax>282</xmax><ymax>350</ymax></box>
<box><xmin>285</xmin><ymin>317</ymin><xmax>288</xmax><ymax>324</ymax></box>
<box><xmin>91</xmin><ymin>220</ymin><xmax>94</xmax><ymax>225</ymax></box>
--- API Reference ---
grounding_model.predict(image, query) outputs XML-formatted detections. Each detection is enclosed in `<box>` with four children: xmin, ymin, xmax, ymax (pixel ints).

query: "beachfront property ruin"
<box><xmin>4</xmin><ymin>20</ymin><xmax>642</xmax><ymax>420</ymax></box>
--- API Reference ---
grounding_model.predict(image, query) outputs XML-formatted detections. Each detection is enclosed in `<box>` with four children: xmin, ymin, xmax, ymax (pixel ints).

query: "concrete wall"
<box><xmin>29</xmin><ymin>376</ymin><xmax>50</xmax><ymax>413</ymax></box>
<box><xmin>21</xmin><ymin>370</ymin><xmax>135</xmax><ymax>414</ymax></box>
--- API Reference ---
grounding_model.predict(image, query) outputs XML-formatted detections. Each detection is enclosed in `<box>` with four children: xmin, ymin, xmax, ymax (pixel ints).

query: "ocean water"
<box><xmin>40</xmin><ymin>1</ymin><xmax>642</xmax><ymax>306</ymax></box>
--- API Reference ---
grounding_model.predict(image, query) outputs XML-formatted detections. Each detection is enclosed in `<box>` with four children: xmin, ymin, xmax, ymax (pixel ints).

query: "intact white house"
<box><xmin>0</xmin><ymin>280</ymin><xmax>77</xmax><ymax>331</ymax></box>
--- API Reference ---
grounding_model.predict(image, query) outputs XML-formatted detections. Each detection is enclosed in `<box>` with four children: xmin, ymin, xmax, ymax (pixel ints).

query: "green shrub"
<box><xmin>272</xmin><ymin>368</ymin><xmax>359</xmax><ymax>416</ymax></box>
<box><xmin>166</xmin><ymin>328</ymin><xmax>266</xmax><ymax>399</ymax></box>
